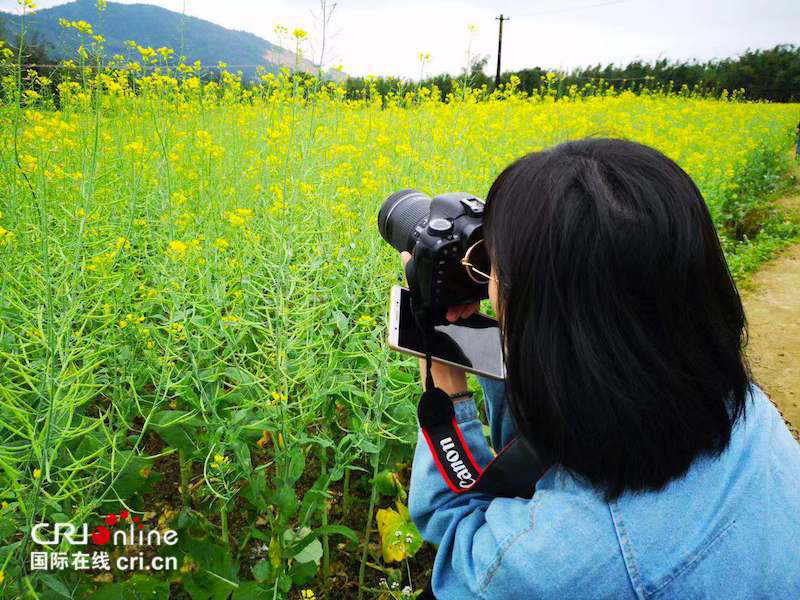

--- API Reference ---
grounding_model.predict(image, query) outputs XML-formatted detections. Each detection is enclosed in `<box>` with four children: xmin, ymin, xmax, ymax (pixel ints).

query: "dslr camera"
<box><xmin>378</xmin><ymin>190</ymin><xmax>490</xmax><ymax>322</ymax></box>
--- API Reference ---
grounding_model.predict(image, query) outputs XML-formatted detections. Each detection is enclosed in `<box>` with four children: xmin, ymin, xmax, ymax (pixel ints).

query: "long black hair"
<box><xmin>484</xmin><ymin>138</ymin><xmax>750</xmax><ymax>499</ymax></box>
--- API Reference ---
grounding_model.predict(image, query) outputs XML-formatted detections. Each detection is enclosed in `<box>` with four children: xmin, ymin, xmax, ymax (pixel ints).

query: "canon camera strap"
<box><xmin>411</xmin><ymin>299</ymin><xmax>551</xmax><ymax>499</ymax></box>
<box><xmin>417</xmin><ymin>386</ymin><xmax>549</xmax><ymax>497</ymax></box>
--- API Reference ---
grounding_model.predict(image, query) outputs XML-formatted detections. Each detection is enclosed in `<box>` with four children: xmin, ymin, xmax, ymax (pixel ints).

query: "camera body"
<box><xmin>378</xmin><ymin>190</ymin><xmax>489</xmax><ymax>320</ymax></box>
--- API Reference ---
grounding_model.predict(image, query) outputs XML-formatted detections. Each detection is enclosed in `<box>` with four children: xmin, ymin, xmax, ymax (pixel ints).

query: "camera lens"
<box><xmin>377</xmin><ymin>190</ymin><xmax>431</xmax><ymax>253</ymax></box>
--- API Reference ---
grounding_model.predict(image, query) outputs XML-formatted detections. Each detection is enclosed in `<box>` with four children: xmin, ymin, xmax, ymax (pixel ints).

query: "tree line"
<box><xmin>346</xmin><ymin>45</ymin><xmax>800</xmax><ymax>103</ymax></box>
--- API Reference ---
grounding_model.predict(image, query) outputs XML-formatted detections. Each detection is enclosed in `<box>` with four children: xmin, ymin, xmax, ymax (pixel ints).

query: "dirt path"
<box><xmin>741</xmin><ymin>165</ymin><xmax>800</xmax><ymax>439</ymax></box>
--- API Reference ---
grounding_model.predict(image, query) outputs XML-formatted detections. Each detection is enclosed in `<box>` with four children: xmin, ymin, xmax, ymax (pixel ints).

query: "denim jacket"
<box><xmin>409</xmin><ymin>377</ymin><xmax>800</xmax><ymax>599</ymax></box>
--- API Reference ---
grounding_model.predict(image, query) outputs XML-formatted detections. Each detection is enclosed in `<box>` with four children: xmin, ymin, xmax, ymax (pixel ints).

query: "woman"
<box><xmin>405</xmin><ymin>138</ymin><xmax>800</xmax><ymax>598</ymax></box>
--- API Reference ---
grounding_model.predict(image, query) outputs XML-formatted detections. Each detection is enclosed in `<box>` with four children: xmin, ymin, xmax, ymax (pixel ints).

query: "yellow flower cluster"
<box><xmin>168</xmin><ymin>323</ymin><xmax>186</xmax><ymax>341</ymax></box>
<box><xmin>210</xmin><ymin>453</ymin><xmax>229</xmax><ymax>469</ymax></box>
<box><xmin>0</xmin><ymin>226</ymin><xmax>14</xmax><ymax>246</ymax></box>
<box><xmin>166</xmin><ymin>239</ymin><xmax>200</xmax><ymax>260</ymax></box>
<box><xmin>195</xmin><ymin>130</ymin><xmax>225</xmax><ymax>159</ymax></box>
<box><xmin>270</xmin><ymin>391</ymin><xmax>288</xmax><ymax>404</ymax></box>
<box><xmin>357</xmin><ymin>315</ymin><xmax>376</xmax><ymax>328</ymax></box>
<box><xmin>58</xmin><ymin>19</ymin><xmax>95</xmax><ymax>36</ymax></box>
<box><xmin>225</xmin><ymin>208</ymin><xmax>254</xmax><ymax>228</ymax></box>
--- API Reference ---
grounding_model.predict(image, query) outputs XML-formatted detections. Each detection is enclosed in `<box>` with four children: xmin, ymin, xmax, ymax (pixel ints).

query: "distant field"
<box><xmin>1</xmin><ymin>62</ymin><xmax>799</xmax><ymax>597</ymax></box>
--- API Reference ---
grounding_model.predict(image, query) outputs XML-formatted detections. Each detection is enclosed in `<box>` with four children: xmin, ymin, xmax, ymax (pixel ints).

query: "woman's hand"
<box><xmin>399</xmin><ymin>252</ymin><xmax>480</xmax><ymax>322</ymax></box>
<box><xmin>400</xmin><ymin>251</ymin><xmax>472</xmax><ymax>395</ymax></box>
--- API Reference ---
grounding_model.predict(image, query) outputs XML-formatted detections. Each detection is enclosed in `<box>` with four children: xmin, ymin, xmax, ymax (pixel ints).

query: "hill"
<box><xmin>0</xmin><ymin>0</ymin><xmax>343</xmax><ymax>80</ymax></box>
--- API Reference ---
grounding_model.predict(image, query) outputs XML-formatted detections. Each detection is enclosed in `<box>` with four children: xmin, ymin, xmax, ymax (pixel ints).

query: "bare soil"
<box><xmin>744</xmin><ymin>245</ymin><xmax>800</xmax><ymax>439</ymax></box>
<box><xmin>741</xmin><ymin>165</ymin><xmax>800</xmax><ymax>440</ymax></box>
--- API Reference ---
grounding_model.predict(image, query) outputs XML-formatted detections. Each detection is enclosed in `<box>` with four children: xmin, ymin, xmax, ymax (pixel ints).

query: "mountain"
<box><xmin>0</xmin><ymin>0</ymin><xmax>343</xmax><ymax>81</ymax></box>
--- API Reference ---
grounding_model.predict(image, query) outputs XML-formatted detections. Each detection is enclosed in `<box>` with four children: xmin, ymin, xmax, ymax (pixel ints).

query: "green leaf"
<box><xmin>126</xmin><ymin>575</ymin><xmax>170</xmax><ymax>599</ymax></box>
<box><xmin>315</xmin><ymin>523</ymin><xmax>358</xmax><ymax>543</ymax></box>
<box><xmin>373</xmin><ymin>470</ymin><xmax>401</xmax><ymax>497</ymax></box>
<box><xmin>278</xmin><ymin>574</ymin><xmax>292</xmax><ymax>593</ymax></box>
<box><xmin>232</xmin><ymin>582</ymin><xmax>270</xmax><ymax>600</ymax></box>
<box><xmin>109</xmin><ymin>453</ymin><xmax>154</xmax><ymax>502</ymax></box>
<box><xmin>298</xmin><ymin>472</ymin><xmax>330</xmax><ymax>524</ymax></box>
<box><xmin>91</xmin><ymin>583</ymin><xmax>126</xmax><ymax>600</ymax></box>
<box><xmin>329</xmin><ymin>464</ymin><xmax>344</xmax><ymax>482</ymax></box>
<box><xmin>294</xmin><ymin>538</ymin><xmax>323</xmax><ymax>564</ymax></box>
<box><xmin>282</xmin><ymin>527</ymin><xmax>323</xmax><ymax>565</ymax></box>
<box><xmin>333</xmin><ymin>310</ymin><xmax>349</xmax><ymax>333</ymax></box>
<box><xmin>38</xmin><ymin>573</ymin><xmax>71</xmax><ymax>598</ymax></box>
<box><xmin>171</xmin><ymin>526</ymin><xmax>239</xmax><ymax>600</ymax></box>
<box><xmin>271</xmin><ymin>486</ymin><xmax>297</xmax><ymax>522</ymax></box>
<box><xmin>249</xmin><ymin>526</ymin><xmax>270</xmax><ymax>542</ymax></box>
<box><xmin>241</xmin><ymin>470</ymin><xmax>267</xmax><ymax>511</ymax></box>
<box><xmin>286</xmin><ymin>448</ymin><xmax>305</xmax><ymax>484</ymax></box>
<box><xmin>284</xmin><ymin>524</ymin><xmax>358</xmax><ymax>560</ymax></box>
<box><xmin>354</xmin><ymin>436</ymin><xmax>379</xmax><ymax>454</ymax></box>
<box><xmin>151</xmin><ymin>410</ymin><xmax>203</xmax><ymax>454</ymax></box>
<box><xmin>198</xmin><ymin>368</ymin><xmax>220</xmax><ymax>382</ymax></box>
<box><xmin>229</xmin><ymin>409</ymin><xmax>250</xmax><ymax>426</ymax></box>
<box><xmin>232</xmin><ymin>438</ymin><xmax>252</xmax><ymax>471</ymax></box>
<box><xmin>251</xmin><ymin>559</ymin><xmax>272</xmax><ymax>583</ymax></box>
<box><xmin>224</xmin><ymin>366</ymin><xmax>256</xmax><ymax>386</ymax></box>
<box><xmin>289</xmin><ymin>558</ymin><xmax>318</xmax><ymax>585</ymax></box>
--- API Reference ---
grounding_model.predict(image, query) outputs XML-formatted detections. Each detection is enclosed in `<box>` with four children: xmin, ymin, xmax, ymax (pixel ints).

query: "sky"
<box><xmin>1</xmin><ymin>0</ymin><xmax>798</xmax><ymax>78</ymax></box>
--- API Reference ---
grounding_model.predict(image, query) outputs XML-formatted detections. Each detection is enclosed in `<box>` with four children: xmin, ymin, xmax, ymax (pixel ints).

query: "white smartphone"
<box><xmin>387</xmin><ymin>285</ymin><xmax>506</xmax><ymax>380</ymax></box>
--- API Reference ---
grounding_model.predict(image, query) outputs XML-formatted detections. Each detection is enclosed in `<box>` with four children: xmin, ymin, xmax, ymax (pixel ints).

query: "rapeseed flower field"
<box><xmin>0</xmin><ymin>23</ymin><xmax>798</xmax><ymax>598</ymax></box>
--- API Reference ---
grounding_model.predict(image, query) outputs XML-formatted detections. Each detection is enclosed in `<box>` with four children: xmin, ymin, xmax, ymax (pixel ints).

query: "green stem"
<box><xmin>179</xmin><ymin>448</ymin><xmax>191</xmax><ymax>505</ymax></box>
<box><xmin>320</xmin><ymin>451</ymin><xmax>330</xmax><ymax>598</ymax></box>
<box><xmin>342</xmin><ymin>468</ymin><xmax>351</xmax><ymax>514</ymax></box>
<box><xmin>220</xmin><ymin>501</ymin><xmax>229</xmax><ymax>545</ymax></box>
<box><xmin>357</xmin><ymin>452</ymin><xmax>381</xmax><ymax>600</ymax></box>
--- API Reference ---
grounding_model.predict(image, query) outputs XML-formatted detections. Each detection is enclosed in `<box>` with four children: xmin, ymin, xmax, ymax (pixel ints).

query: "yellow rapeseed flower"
<box><xmin>167</xmin><ymin>240</ymin><xmax>189</xmax><ymax>259</ymax></box>
<box><xmin>357</xmin><ymin>315</ymin><xmax>376</xmax><ymax>328</ymax></box>
<box><xmin>0</xmin><ymin>227</ymin><xmax>14</xmax><ymax>246</ymax></box>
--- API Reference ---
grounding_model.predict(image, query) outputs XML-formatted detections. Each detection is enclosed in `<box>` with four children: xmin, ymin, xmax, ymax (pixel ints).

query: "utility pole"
<box><xmin>495</xmin><ymin>14</ymin><xmax>510</xmax><ymax>89</ymax></box>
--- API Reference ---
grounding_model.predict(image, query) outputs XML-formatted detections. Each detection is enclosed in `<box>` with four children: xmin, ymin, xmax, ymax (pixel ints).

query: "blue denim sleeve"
<box><xmin>475</xmin><ymin>376</ymin><xmax>517</xmax><ymax>450</ymax></box>
<box><xmin>408</xmin><ymin>393</ymin><xmax>532</xmax><ymax>598</ymax></box>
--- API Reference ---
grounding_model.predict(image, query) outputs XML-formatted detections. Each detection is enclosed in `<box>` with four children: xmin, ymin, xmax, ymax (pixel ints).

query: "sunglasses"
<box><xmin>461</xmin><ymin>239</ymin><xmax>497</xmax><ymax>284</ymax></box>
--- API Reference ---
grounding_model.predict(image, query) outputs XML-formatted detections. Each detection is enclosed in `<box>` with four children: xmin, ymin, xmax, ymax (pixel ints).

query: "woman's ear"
<box><xmin>488</xmin><ymin>268</ymin><xmax>503</xmax><ymax>324</ymax></box>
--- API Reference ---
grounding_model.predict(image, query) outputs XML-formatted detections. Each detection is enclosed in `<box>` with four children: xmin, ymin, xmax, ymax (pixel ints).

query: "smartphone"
<box><xmin>387</xmin><ymin>286</ymin><xmax>506</xmax><ymax>380</ymax></box>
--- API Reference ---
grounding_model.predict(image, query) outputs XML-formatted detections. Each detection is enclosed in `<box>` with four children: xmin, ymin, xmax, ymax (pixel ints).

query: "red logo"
<box><xmin>92</xmin><ymin>510</ymin><xmax>142</xmax><ymax>545</ymax></box>
<box><xmin>91</xmin><ymin>526</ymin><xmax>110</xmax><ymax>545</ymax></box>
